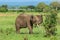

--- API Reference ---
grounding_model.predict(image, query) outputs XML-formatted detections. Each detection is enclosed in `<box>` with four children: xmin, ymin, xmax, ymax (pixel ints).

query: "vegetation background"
<box><xmin>0</xmin><ymin>0</ymin><xmax>60</xmax><ymax>40</ymax></box>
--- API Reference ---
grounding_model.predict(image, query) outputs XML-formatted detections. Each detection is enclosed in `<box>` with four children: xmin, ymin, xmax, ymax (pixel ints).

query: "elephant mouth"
<box><xmin>33</xmin><ymin>24</ymin><xmax>40</xmax><ymax>27</ymax></box>
<box><xmin>37</xmin><ymin>24</ymin><xmax>40</xmax><ymax>27</ymax></box>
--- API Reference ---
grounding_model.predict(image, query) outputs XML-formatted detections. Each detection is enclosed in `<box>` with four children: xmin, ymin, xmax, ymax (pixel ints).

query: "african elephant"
<box><xmin>15</xmin><ymin>13</ymin><xmax>43</xmax><ymax>34</ymax></box>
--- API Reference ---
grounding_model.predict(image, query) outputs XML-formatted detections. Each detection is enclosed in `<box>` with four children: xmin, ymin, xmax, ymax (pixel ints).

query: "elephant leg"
<box><xmin>27</xmin><ymin>23</ymin><xmax>33</xmax><ymax>34</ymax></box>
<box><xmin>15</xmin><ymin>24</ymin><xmax>20</xmax><ymax>34</ymax></box>
<box><xmin>26</xmin><ymin>18</ymin><xmax>33</xmax><ymax>34</ymax></box>
<box><xmin>28</xmin><ymin>26</ymin><xmax>33</xmax><ymax>34</ymax></box>
<box><xmin>16</xmin><ymin>27</ymin><xmax>20</xmax><ymax>34</ymax></box>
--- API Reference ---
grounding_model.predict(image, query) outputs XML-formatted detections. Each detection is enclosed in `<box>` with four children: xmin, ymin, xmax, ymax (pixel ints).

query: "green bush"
<box><xmin>43</xmin><ymin>10</ymin><xmax>57</xmax><ymax>37</ymax></box>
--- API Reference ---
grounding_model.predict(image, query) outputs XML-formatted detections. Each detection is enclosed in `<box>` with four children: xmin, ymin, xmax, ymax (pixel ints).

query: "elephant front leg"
<box><xmin>27</xmin><ymin>18</ymin><xmax>33</xmax><ymax>34</ymax></box>
<box><xmin>28</xmin><ymin>26</ymin><xmax>33</xmax><ymax>34</ymax></box>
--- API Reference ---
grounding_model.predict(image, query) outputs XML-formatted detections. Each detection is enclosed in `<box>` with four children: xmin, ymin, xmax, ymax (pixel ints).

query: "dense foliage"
<box><xmin>43</xmin><ymin>10</ymin><xmax>57</xmax><ymax>37</ymax></box>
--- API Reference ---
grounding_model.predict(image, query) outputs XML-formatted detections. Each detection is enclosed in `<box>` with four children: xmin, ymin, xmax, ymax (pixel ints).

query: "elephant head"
<box><xmin>30</xmin><ymin>15</ymin><xmax>43</xmax><ymax>26</ymax></box>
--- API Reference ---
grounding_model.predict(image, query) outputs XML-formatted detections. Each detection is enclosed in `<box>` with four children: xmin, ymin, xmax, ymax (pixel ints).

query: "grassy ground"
<box><xmin>0</xmin><ymin>12</ymin><xmax>60</xmax><ymax>40</ymax></box>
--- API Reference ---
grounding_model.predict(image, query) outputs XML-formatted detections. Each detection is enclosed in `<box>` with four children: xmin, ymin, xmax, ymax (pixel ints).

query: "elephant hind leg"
<box><xmin>15</xmin><ymin>24</ymin><xmax>20</xmax><ymax>34</ymax></box>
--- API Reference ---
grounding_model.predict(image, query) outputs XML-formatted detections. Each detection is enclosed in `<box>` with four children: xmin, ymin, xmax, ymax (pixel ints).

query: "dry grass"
<box><xmin>0</xmin><ymin>12</ymin><xmax>18</xmax><ymax>16</ymax></box>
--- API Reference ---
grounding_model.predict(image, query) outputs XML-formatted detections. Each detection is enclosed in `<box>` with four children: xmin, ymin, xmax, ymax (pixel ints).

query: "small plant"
<box><xmin>5</xmin><ymin>28</ymin><xmax>14</xmax><ymax>35</ymax></box>
<box><xmin>0</xmin><ymin>28</ymin><xmax>3</xmax><ymax>33</ymax></box>
<box><xmin>24</xmin><ymin>37</ymin><xmax>28</xmax><ymax>40</ymax></box>
<box><xmin>50</xmin><ymin>36</ymin><xmax>57</xmax><ymax>40</ymax></box>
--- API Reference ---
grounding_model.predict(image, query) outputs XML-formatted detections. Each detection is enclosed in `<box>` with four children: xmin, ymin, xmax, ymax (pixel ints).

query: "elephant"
<box><xmin>15</xmin><ymin>13</ymin><xmax>43</xmax><ymax>34</ymax></box>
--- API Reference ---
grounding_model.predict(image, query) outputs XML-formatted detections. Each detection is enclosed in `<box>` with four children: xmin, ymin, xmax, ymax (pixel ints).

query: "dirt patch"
<box><xmin>0</xmin><ymin>14</ymin><xmax>18</xmax><ymax>16</ymax></box>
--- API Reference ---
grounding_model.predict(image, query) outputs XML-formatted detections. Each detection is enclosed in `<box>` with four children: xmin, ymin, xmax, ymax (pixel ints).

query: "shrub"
<box><xmin>43</xmin><ymin>10</ymin><xmax>57</xmax><ymax>37</ymax></box>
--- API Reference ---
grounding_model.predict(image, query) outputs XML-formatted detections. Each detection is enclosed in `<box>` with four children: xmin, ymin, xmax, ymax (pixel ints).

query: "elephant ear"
<box><xmin>30</xmin><ymin>15</ymin><xmax>34</xmax><ymax>22</ymax></box>
<box><xmin>36</xmin><ymin>15</ymin><xmax>43</xmax><ymax>24</ymax></box>
<box><xmin>36</xmin><ymin>15</ymin><xmax>42</xmax><ymax>18</ymax></box>
<box><xmin>30</xmin><ymin>15</ymin><xmax>36</xmax><ymax>23</ymax></box>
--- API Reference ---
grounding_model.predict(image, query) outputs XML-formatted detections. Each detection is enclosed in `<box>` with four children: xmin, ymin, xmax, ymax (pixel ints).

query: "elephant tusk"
<box><xmin>36</xmin><ymin>24</ymin><xmax>40</xmax><ymax>33</ymax></box>
<box><xmin>37</xmin><ymin>24</ymin><xmax>39</xmax><ymax>27</ymax></box>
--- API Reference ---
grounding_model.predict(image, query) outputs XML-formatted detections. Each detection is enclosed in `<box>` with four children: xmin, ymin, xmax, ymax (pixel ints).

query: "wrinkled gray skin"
<box><xmin>15</xmin><ymin>13</ymin><xmax>43</xmax><ymax>34</ymax></box>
